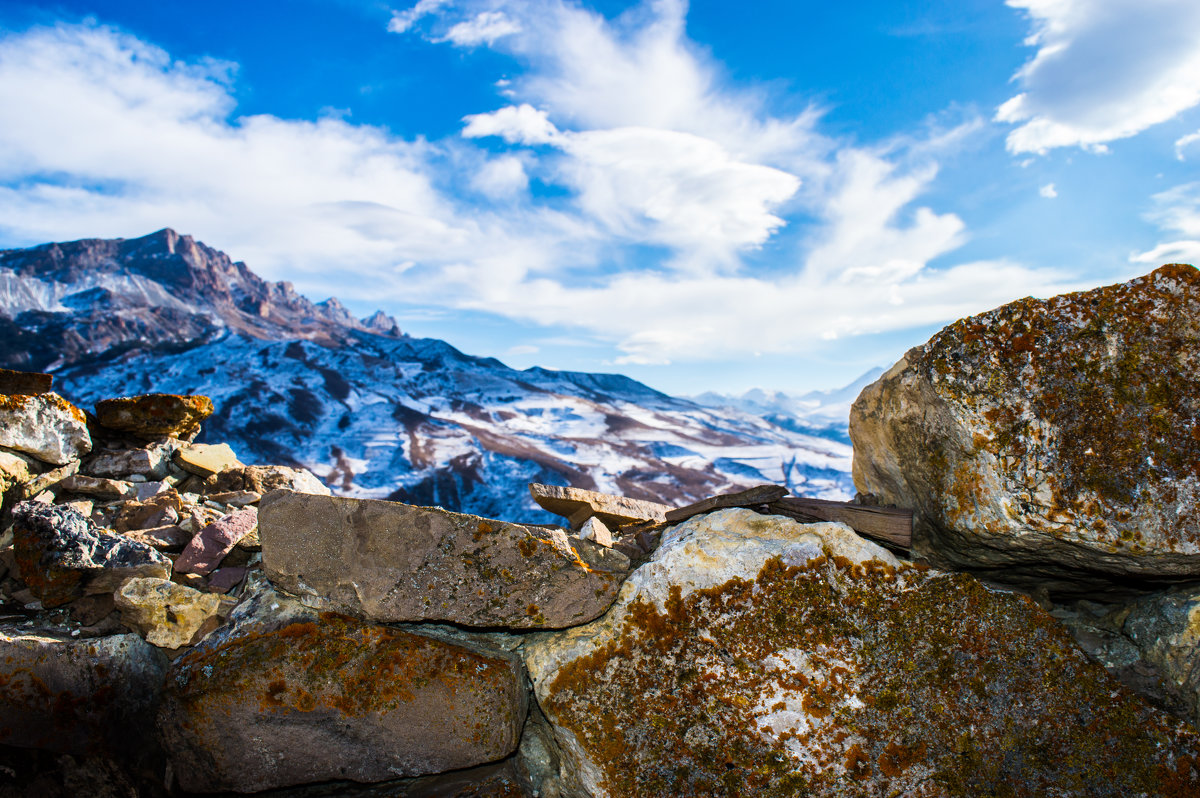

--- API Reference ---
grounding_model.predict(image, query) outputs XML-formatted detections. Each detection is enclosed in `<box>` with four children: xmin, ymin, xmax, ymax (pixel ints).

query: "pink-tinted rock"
<box><xmin>174</xmin><ymin>508</ymin><xmax>257</xmax><ymax>575</ymax></box>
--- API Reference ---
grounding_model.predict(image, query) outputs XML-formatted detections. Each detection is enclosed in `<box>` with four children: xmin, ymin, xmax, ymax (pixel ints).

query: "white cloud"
<box><xmin>1134</xmin><ymin>182</ymin><xmax>1200</xmax><ymax>265</ymax></box>
<box><xmin>998</xmin><ymin>0</ymin><xmax>1200</xmax><ymax>154</ymax></box>
<box><xmin>470</xmin><ymin>155</ymin><xmax>529</xmax><ymax>198</ymax></box>
<box><xmin>438</xmin><ymin>11</ymin><xmax>521</xmax><ymax>46</ymax></box>
<box><xmin>387</xmin><ymin>0</ymin><xmax>451</xmax><ymax>34</ymax></box>
<box><xmin>0</xmin><ymin>11</ymin><xmax>1077</xmax><ymax>370</ymax></box>
<box><xmin>1040</xmin><ymin>182</ymin><xmax>1058</xmax><ymax>198</ymax></box>
<box><xmin>1177</xmin><ymin>131</ymin><xmax>1200</xmax><ymax>160</ymax></box>
<box><xmin>462</xmin><ymin>104</ymin><xmax>561</xmax><ymax>145</ymax></box>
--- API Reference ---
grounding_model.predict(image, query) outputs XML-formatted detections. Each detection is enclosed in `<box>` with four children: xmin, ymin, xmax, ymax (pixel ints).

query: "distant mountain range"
<box><xmin>0</xmin><ymin>229</ymin><xmax>863</xmax><ymax>523</ymax></box>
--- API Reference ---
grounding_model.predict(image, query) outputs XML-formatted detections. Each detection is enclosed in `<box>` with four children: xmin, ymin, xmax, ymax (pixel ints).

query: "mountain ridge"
<box><xmin>0</xmin><ymin>229</ymin><xmax>854</xmax><ymax>522</ymax></box>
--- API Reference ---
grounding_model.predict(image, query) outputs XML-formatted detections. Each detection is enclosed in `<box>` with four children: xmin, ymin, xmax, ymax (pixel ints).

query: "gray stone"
<box><xmin>0</xmin><ymin>625</ymin><xmax>166</xmax><ymax>756</ymax></box>
<box><xmin>84</xmin><ymin>444</ymin><xmax>172</xmax><ymax>480</ymax></box>
<box><xmin>259</xmin><ymin>490</ymin><xmax>628</xmax><ymax>629</ymax></box>
<box><xmin>11</xmin><ymin>502</ymin><xmax>172</xmax><ymax>608</ymax></box>
<box><xmin>851</xmin><ymin>264</ymin><xmax>1200</xmax><ymax>595</ymax></box>
<box><xmin>0</xmin><ymin>394</ymin><xmax>91</xmax><ymax>466</ymax></box>
<box><xmin>157</xmin><ymin>604</ymin><xmax>528</xmax><ymax>792</ymax></box>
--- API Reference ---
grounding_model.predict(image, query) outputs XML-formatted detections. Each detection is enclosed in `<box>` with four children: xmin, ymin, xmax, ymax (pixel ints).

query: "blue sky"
<box><xmin>1</xmin><ymin>0</ymin><xmax>1199</xmax><ymax>396</ymax></box>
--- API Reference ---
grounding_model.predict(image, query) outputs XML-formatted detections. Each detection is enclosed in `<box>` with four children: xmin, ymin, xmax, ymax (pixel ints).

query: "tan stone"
<box><xmin>114</xmin><ymin>577</ymin><xmax>232</xmax><ymax>649</ymax></box>
<box><xmin>529</xmin><ymin>483</ymin><xmax>672</xmax><ymax>530</ymax></box>
<box><xmin>527</xmin><ymin>509</ymin><xmax>1200</xmax><ymax>797</ymax></box>
<box><xmin>173</xmin><ymin>443</ymin><xmax>242</xmax><ymax>477</ymax></box>
<box><xmin>59</xmin><ymin>475</ymin><xmax>137</xmax><ymax>499</ymax></box>
<box><xmin>203</xmin><ymin>464</ymin><xmax>330</xmax><ymax>496</ymax></box>
<box><xmin>851</xmin><ymin>264</ymin><xmax>1200</xmax><ymax>594</ymax></box>
<box><xmin>259</xmin><ymin>490</ymin><xmax>628</xmax><ymax>629</ymax></box>
<box><xmin>578</xmin><ymin>516</ymin><xmax>613</xmax><ymax>548</ymax></box>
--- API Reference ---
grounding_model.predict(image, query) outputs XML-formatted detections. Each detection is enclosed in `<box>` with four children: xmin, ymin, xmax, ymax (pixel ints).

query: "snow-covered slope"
<box><xmin>0</xmin><ymin>230</ymin><xmax>854</xmax><ymax>523</ymax></box>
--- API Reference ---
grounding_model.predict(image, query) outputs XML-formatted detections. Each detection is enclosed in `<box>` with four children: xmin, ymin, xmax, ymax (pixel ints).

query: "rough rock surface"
<box><xmin>114</xmin><ymin>577</ymin><xmax>232</xmax><ymax>649</ymax></box>
<box><xmin>83</xmin><ymin>444</ymin><xmax>172</xmax><ymax>480</ymax></box>
<box><xmin>174</xmin><ymin>507</ymin><xmax>257</xmax><ymax>575</ymax></box>
<box><xmin>851</xmin><ymin>265</ymin><xmax>1200</xmax><ymax>593</ymax></box>
<box><xmin>0</xmin><ymin>626</ymin><xmax>166</xmax><ymax>756</ymax></box>
<box><xmin>259</xmin><ymin>490</ymin><xmax>628</xmax><ymax>628</ymax></box>
<box><xmin>11</xmin><ymin>502</ymin><xmax>171</xmax><ymax>607</ymax></box>
<box><xmin>0</xmin><ymin>394</ymin><xmax>91</xmax><ymax>466</ymax></box>
<box><xmin>158</xmin><ymin>609</ymin><xmax>528</xmax><ymax>793</ymax></box>
<box><xmin>526</xmin><ymin>508</ymin><xmax>1200</xmax><ymax>797</ymax></box>
<box><xmin>94</xmin><ymin>393</ymin><xmax>213</xmax><ymax>439</ymax></box>
<box><xmin>58</xmin><ymin>475</ymin><xmax>136</xmax><ymax>499</ymax></box>
<box><xmin>205</xmin><ymin>464</ymin><xmax>331</xmax><ymax>496</ymax></box>
<box><xmin>0</xmin><ymin>368</ymin><xmax>53</xmax><ymax>396</ymax></box>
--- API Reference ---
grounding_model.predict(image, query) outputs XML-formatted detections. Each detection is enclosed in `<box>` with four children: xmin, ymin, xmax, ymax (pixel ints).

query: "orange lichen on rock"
<box><xmin>541</xmin><ymin>554</ymin><xmax>1200</xmax><ymax>797</ymax></box>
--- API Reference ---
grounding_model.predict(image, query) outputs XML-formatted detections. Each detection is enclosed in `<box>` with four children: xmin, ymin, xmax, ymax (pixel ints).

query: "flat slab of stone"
<box><xmin>529</xmin><ymin>482</ymin><xmax>672</xmax><ymax>529</ymax></box>
<box><xmin>526</xmin><ymin>508</ymin><xmax>1200</xmax><ymax>797</ymax></box>
<box><xmin>59</xmin><ymin>474</ymin><xmax>137</xmax><ymax>499</ymax></box>
<box><xmin>851</xmin><ymin>264</ymin><xmax>1200</xmax><ymax>592</ymax></box>
<box><xmin>11</xmin><ymin>502</ymin><xmax>172</xmax><ymax>607</ymax></box>
<box><xmin>0</xmin><ymin>626</ymin><xmax>165</xmax><ymax>756</ymax></box>
<box><xmin>0</xmin><ymin>393</ymin><xmax>91</xmax><ymax>466</ymax></box>
<box><xmin>158</xmin><ymin>611</ymin><xmax>528</xmax><ymax>793</ymax></box>
<box><xmin>259</xmin><ymin>490</ymin><xmax>628</xmax><ymax>628</ymax></box>
<box><xmin>173</xmin><ymin>442</ymin><xmax>242</xmax><ymax>477</ymax></box>
<box><xmin>84</xmin><ymin>445</ymin><xmax>171</xmax><ymax>480</ymax></box>
<box><xmin>0</xmin><ymin>368</ymin><xmax>53</xmax><ymax>395</ymax></box>
<box><xmin>94</xmin><ymin>394</ymin><xmax>213</xmax><ymax>439</ymax></box>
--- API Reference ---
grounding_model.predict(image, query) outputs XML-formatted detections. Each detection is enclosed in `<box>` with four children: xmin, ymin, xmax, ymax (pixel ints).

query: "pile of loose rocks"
<box><xmin>4</xmin><ymin>264</ymin><xmax>1200</xmax><ymax>798</ymax></box>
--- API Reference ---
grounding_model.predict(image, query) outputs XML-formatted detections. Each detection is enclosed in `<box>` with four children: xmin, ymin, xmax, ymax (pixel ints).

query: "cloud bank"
<box><xmin>0</xmin><ymin>4</ymin><xmax>1080</xmax><ymax>368</ymax></box>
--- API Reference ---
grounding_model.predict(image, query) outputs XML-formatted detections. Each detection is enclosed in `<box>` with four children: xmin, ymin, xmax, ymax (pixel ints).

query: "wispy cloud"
<box><xmin>1134</xmin><ymin>182</ymin><xmax>1200</xmax><ymax>265</ymax></box>
<box><xmin>997</xmin><ymin>0</ymin><xmax>1200</xmax><ymax>154</ymax></box>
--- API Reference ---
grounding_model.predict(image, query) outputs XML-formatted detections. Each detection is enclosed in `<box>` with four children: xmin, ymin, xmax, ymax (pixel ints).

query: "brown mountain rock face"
<box><xmin>527</xmin><ymin>509</ymin><xmax>1200</xmax><ymax>797</ymax></box>
<box><xmin>258</xmin><ymin>490</ymin><xmax>628</xmax><ymax>629</ymax></box>
<box><xmin>851</xmin><ymin>264</ymin><xmax>1200</xmax><ymax>595</ymax></box>
<box><xmin>158</xmin><ymin>612</ymin><xmax>527</xmax><ymax>793</ymax></box>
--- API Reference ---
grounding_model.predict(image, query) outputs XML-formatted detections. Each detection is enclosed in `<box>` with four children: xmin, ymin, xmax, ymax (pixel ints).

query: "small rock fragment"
<box><xmin>114</xmin><ymin>577</ymin><xmax>233</xmax><ymax>649</ymax></box>
<box><xmin>58</xmin><ymin>475</ymin><xmax>136</xmax><ymax>500</ymax></box>
<box><xmin>173</xmin><ymin>443</ymin><xmax>242</xmax><ymax>478</ymax></box>
<box><xmin>11</xmin><ymin>502</ymin><xmax>171</xmax><ymax>607</ymax></box>
<box><xmin>174</xmin><ymin>508</ymin><xmax>258</xmax><ymax>575</ymax></box>
<box><xmin>578</xmin><ymin>516</ymin><xmax>613</xmax><ymax>548</ymax></box>
<box><xmin>205</xmin><ymin>567</ymin><xmax>246</xmax><ymax>594</ymax></box>
<box><xmin>206</xmin><ymin>490</ymin><xmax>261</xmax><ymax>507</ymax></box>
<box><xmin>84</xmin><ymin>445</ymin><xmax>171</xmax><ymax>480</ymax></box>
<box><xmin>119</xmin><ymin>524</ymin><xmax>190</xmax><ymax>550</ymax></box>
<box><xmin>94</xmin><ymin>394</ymin><xmax>213</xmax><ymax>439</ymax></box>
<box><xmin>0</xmin><ymin>393</ymin><xmax>91</xmax><ymax>466</ymax></box>
<box><xmin>113</xmin><ymin>493</ymin><xmax>181</xmax><ymax>533</ymax></box>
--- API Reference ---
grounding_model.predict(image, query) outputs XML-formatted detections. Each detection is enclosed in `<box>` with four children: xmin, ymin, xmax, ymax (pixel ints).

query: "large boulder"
<box><xmin>851</xmin><ymin>264</ymin><xmax>1200</xmax><ymax>594</ymax></box>
<box><xmin>0</xmin><ymin>394</ymin><xmax>91</xmax><ymax>466</ymax></box>
<box><xmin>0</xmin><ymin>626</ymin><xmax>166</xmax><ymax>756</ymax></box>
<box><xmin>258</xmin><ymin>490</ymin><xmax>628</xmax><ymax>628</ymax></box>
<box><xmin>526</xmin><ymin>508</ymin><xmax>1200</xmax><ymax>797</ymax></box>
<box><xmin>157</xmin><ymin>586</ymin><xmax>528</xmax><ymax>793</ymax></box>
<box><xmin>11</xmin><ymin>502</ymin><xmax>171</xmax><ymax>608</ymax></box>
<box><xmin>94</xmin><ymin>394</ymin><xmax>213</xmax><ymax>439</ymax></box>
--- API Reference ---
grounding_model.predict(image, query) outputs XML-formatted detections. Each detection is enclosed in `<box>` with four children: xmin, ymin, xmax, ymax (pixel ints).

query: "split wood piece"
<box><xmin>767</xmin><ymin>497</ymin><xmax>912</xmax><ymax>549</ymax></box>
<box><xmin>529</xmin><ymin>483</ymin><xmax>672</xmax><ymax>530</ymax></box>
<box><xmin>664</xmin><ymin>484</ymin><xmax>789</xmax><ymax>524</ymax></box>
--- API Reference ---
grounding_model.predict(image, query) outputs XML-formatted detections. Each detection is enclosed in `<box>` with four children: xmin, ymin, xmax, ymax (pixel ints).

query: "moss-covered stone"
<box><xmin>94</xmin><ymin>394</ymin><xmax>213</xmax><ymax>439</ymax></box>
<box><xmin>851</xmin><ymin>264</ymin><xmax>1200</xmax><ymax>594</ymax></box>
<box><xmin>0</xmin><ymin>393</ymin><xmax>91</xmax><ymax>466</ymax></box>
<box><xmin>158</xmin><ymin>608</ymin><xmax>528</xmax><ymax>793</ymax></box>
<box><xmin>527</xmin><ymin>509</ymin><xmax>1200</xmax><ymax>797</ymax></box>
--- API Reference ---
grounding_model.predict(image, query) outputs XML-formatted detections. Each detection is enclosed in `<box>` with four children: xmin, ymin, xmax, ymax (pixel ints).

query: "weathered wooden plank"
<box><xmin>529</xmin><ymin>483</ymin><xmax>673</xmax><ymax>530</ymax></box>
<box><xmin>767</xmin><ymin>497</ymin><xmax>912</xmax><ymax>548</ymax></box>
<box><xmin>664</xmin><ymin>484</ymin><xmax>789</xmax><ymax>524</ymax></box>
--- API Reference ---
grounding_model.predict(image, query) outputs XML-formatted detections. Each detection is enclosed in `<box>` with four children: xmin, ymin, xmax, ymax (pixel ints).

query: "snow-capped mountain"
<box><xmin>690</xmin><ymin>367</ymin><xmax>885</xmax><ymax>445</ymax></box>
<box><xmin>0</xmin><ymin>230</ymin><xmax>854</xmax><ymax>523</ymax></box>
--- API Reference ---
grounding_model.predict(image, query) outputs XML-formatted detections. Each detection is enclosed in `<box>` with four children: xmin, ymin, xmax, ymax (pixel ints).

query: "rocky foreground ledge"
<box><xmin>3</xmin><ymin>265</ymin><xmax>1200</xmax><ymax>796</ymax></box>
